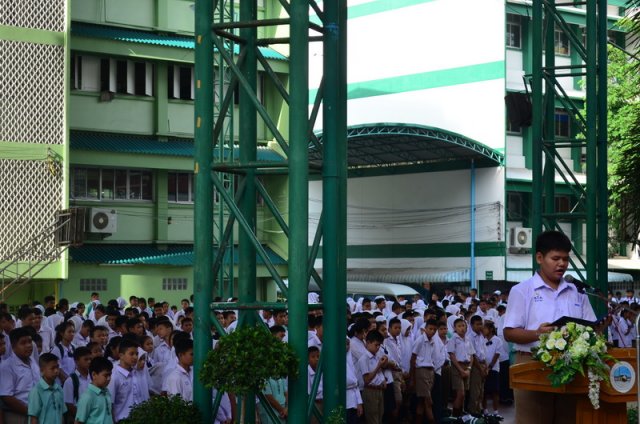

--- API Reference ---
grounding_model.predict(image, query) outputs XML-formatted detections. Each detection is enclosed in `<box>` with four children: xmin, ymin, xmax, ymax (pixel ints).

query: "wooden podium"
<box><xmin>510</xmin><ymin>348</ymin><xmax>637</xmax><ymax>424</ymax></box>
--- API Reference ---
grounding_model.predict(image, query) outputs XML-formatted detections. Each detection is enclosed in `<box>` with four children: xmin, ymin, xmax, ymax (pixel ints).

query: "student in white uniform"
<box><xmin>503</xmin><ymin>230</ymin><xmax>596</xmax><ymax>424</ymax></box>
<box><xmin>164</xmin><ymin>338</ymin><xmax>193</xmax><ymax>401</ymax></box>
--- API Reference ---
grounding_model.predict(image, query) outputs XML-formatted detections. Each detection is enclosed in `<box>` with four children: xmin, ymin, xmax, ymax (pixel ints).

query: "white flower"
<box><xmin>581</xmin><ymin>332</ymin><xmax>591</xmax><ymax>340</ymax></box>
<box><xmin>555</xmin><ymin>338</ymin><xmax>567</xmax><ymax>350</ymax></box>
<box><xmin>546</xmin><ymin>339</ymin><xmax>557</xmax><ymax>350</ymax></box>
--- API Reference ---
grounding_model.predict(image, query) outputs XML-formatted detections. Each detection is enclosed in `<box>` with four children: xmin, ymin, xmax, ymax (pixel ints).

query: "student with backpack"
<box><xmin>63</xmin><ymin>347</ymin><xmax>92</xmax><ymax>423</ymax></box>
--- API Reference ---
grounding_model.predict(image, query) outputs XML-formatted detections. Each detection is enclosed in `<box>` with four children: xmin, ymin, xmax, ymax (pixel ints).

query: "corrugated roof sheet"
<box><xmin>69</xmin><ymin>244</ymin><xmax>287</xmax><ymax>267</ymax></box>
<box><xmin>71</xmin><ymin>23</ymin><xmax>288</xmax><ymax>61</ymax></box>
<box><xmin>70</xmin><ymin>131</ymin><xmax>285</xmax><ymax>162</ymax></box>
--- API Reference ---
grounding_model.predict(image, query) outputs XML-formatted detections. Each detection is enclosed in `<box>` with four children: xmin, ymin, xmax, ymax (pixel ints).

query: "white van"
<box><xmin>282</xmin><ymin>279</ymin><xmax>418</xmax><ymax>301</ymax></box>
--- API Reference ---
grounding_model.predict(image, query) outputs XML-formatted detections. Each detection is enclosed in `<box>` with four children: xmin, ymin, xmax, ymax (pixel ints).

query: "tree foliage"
<box><xmin>606</xmin><ymin>43</ymin><xmax>640</xmax><ymax>245</ymax></box>
<box><xmin>199</xmin><ymin>324</ymin><xmax>298</xmax><ymax>396</ymax></box>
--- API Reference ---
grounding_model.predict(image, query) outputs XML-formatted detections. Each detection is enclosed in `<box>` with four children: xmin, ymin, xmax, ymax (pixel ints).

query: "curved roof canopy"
<box><xmin>310</xmin><ymin>123</ymin><xmax>504</xmax><ymax>174</ymax></box>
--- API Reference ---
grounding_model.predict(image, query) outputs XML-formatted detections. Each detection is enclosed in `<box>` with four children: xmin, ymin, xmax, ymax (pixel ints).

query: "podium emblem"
<box><xmin>610</xmin><ymin>361</ymin><xmax>635</xmax><ymax>393</ymax></box>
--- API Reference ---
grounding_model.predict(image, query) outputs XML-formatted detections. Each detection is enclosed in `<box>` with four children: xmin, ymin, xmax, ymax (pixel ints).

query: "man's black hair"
<box><xmin>39</xmin><ymin>352</ymin><xmax>59</xmax><ymax>368</ymax></box>
<box><xmin>74</xmin><ymin>346</ymin><xmax>92</xmax><ymax>360</ymax></box>
<box><xmin>270</xmin><ymin>325</ymin><xmax>286</xmax><ymax>335</ymax></box>
<box><xmin>9</xmin><ymin>327</ymin><xmax>31</xmax><ymax>346</ymax></box>
<box><xmin>308</xmin><ymin>346</ymin><xmax>320</xmax><ymax>355</ymax></box>
<box><xmin>388</xmin><ymin>318</ymin><xmax>401</xmax><ymax>328</ymax></box>
<box><xmin>535</xmin><ymin>230</ymin><xmax>572</xmax><ymax>255</ymax></box>
<box><xmin>118</xmin><ymin>338</ymin><xmax>139</xmax><ymax>354</ymax></box>
<box><xmin>425</xmin><ymin>319</ymin><xmax>439</xmax><ymax>328</ymax></box>
<box><xmin>365</xmin><ymin>330</ymin><xmax>384</xmax><ymax>343</ymax></box>
<box><xmin>90</xmin><ymin>356</ymin><xmax>114</xmax><ymax>375</ymax></box>
<box><xmin>174</xmin><ymin>338</ymin><xmax>193</xmax><ymax>356</ymax></box>
<box><xmin>126</xmin><ymin>318</ymin><xmax>141</xmax><ymax>331</ymax></box>
<box><xmin>115</xmin><ymin>316</ymin><xmax>128</xmax><ymax>328</ymax></box>
<box><xmin>470</xmin><ymin>315</ymin><xmax>483</xmax><ymax>325</ymax></box>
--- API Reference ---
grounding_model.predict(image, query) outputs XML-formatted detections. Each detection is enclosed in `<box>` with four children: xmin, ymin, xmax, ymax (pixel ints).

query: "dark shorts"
<box><xmin>484</xmin><ymin>369</ymin><xmax>499</xmax><ymax>394</ymax></box>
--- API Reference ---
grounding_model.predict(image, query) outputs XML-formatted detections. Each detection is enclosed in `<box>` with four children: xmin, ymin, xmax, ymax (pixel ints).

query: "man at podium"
<box><xmin>503</xmin><ymin>231</ymin><xmax>596</xmax><ymax>424</ymax></box>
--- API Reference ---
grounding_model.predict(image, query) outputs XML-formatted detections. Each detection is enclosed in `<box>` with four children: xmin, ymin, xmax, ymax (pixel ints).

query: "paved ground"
<box><xmin>499</xmin><ymin>402</ymin><xmax>515</xmax><ymax>423</ymax></box>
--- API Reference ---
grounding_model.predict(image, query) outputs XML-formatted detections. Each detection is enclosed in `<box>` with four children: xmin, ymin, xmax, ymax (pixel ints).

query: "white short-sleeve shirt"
<box><xmin>503</xmin><ymin>272</ymin><xmax>596</xmax><ymax>352</ymax></box>
<box><xmin>62</xmin><ymin>370</ymin><xmax>90</xmax><ymax>405</ymax></box>
<box><xmin>446</xmin><ymin>333</ymin><xmax>474</xmax><ymax>363</ymax></box>
<box><xmin>164</xmin><ymin>365</ymin><xmax>193</xmax><ymax>401</ymax></box>
<box><xmin>0</xmin><ymin>354</ymin><xmax>40</xmax><ymax>404</ymax></box>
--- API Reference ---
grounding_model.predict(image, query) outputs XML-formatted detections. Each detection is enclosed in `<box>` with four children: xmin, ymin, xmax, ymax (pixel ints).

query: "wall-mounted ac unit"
<box><xmin>87</xmin><ymin>208</ymin><xmax>117</xmax><ymax>234</ymax></box>
<box><xmin>510</xmin><ymin>227</ymin><xmax>532</xmax><ymax>249</ymax></box>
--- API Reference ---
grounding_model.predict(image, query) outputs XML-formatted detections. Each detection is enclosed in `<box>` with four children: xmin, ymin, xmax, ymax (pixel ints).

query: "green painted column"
<box><xmin>155</xmin><ymin>62</ymin><xmax>169</xmax><ymax>136</ymax></box>
<box><xmin>287</xmin><ymin>0</ymin><xmax>310</xmax><ymax>421</ymax></box>
<box><xmin>155</xmin><ymin>169</ymin><xmax>169</xmax><ymax>242</ymax></box>
<box><xmin>596</xmin><ymin>0</ymin><xmax>608</xmax><ymax>313</ymax></box>
<box><xmin>322</xmin><ymin>0</ymin><xmax>348</xmax><ymax>417</ymax></box>
<box><xmin>585</xmin><ymin>0</ymin><xmax>597</xmax><ymax>297</ymax></box>
<box><xmin>193</xmin><ymin>0</ymin><xmax>214</xmax><ymax>422</ymax></box>
<box><xmin>156</xmin><ymin>0</ymin><xmax>169</xmax><ymax>31</ymax></box>
<box><xmin>238</xmin><ymin>0</ymin><xmax>258</xmax><ymax>421</ymax></box>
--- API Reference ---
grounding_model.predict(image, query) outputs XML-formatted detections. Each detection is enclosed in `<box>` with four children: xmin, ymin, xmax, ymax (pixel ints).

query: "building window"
<box><xmin>71</xmin><ymin>167</ymin><xmax>153</xmax><ymax>201</ymax></box>
<box><xmin>555</xmin><ymin>109</ymin><xmax>570</xmax><ymax>138</ymax></box>
<box><xmin>507</xmin><ymin>192</ymin><xmax>524</xmax><ymax>220</ymax></box>
<box><xmin>168</xmin><ymin>65</ymin><xmax>194</xmax><ymax>100</ymax></box>
<box><xmin>69</xmin><ymin>53</ymin><xmax>154</xmax><ymax>96</ymax></box>
<box><xmin>554</xmin><ymin>27</ymin><xmax>570</xmax><ymax>55</ymax></box>
<box><xmin>162</xmin><ymin>278</ymin><xmax>188</xmax><ymax>291</ymax></box>
<box><xmin>506</xmin><ymin>14</ymin><xmax>522</xmax><ymax>49</ymax></box>
<box><xmin>80</xmin><ymin>279</ymin><xmax>107</xmax><ymax>291</ymax></box>
<box><xmin>168</xmin><ymin>172</ymin><xmax>194</xmax><ymax>203</ymax></box>
<box><xmin>506</xmin><ymin>117</ymin><xmax>522</xmax><ymax>134</ymax></box>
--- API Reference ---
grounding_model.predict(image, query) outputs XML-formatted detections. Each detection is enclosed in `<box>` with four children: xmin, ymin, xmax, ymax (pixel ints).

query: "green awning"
<box><xmin>70</xmin><ymin>131</ymin><xmax>285</xmax><ymax>162</ymax></box>
<box><xmin>69</xmin><ymin>244</ymin><xmax>287</xmax><ymax>267</ymax></box>
<box><xmin>71</xmin><ymin>23</ymin><xmax>288</xmax><ymax>61</ymax></box>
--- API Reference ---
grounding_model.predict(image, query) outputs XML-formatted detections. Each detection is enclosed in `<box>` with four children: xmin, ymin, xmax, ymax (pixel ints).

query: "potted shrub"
<box><xmin>200</xmin><ymin>324</ymin><xmax>298</xmax><ymax>422</ymax></box>
<box><xmin>120</xmin><ymin>394</ymin><xmax>202</xmax><ymax>424</ymax></box>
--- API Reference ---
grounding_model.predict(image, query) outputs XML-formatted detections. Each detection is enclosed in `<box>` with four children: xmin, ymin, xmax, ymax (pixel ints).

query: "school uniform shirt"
<box><xmin>151</xmin><ymin>340</ymin><xmax>172</xmax><ymax>365</ymax></box>
<box><xmin>108</xmin><ymin>364</ymin><xmax>146</xmax><ymax>422</ymax></box>
<box><xmin>383</xmin><ymin>335</ymin><xmax>404</xmax><ymax>372</ymax></box>
<box><xmin>376</xmin><ymin>348</ymin><xmax>394</xmax><ymax>384</ymax></box>
<box><xmin>617</xmin><ymin>317</ymin><xmax>633</xmax><ymax>348</ymax></box>
<box><xmin>411</xmin><ymin>333</ymin><xmax>438</xmax><ymax>368</ymax></box>
<box><xmin>349</xmin><ymin>336</ymin><xmax>367</xmax><ymax>364</ymax></box>
<box><xmin>213</xmin><ymin>390</ymin><xmax>233</xmax><ymax>424</ymax></box>
<box><xmin>484</xmin><ymin>336</ymin><xmax>502</xmax><ymax>372</ymax></box>
<box><xmin>45</xmin><ymin>311</ymin><xmax>65</xmax><ymax>331</ymax></box>
<box><xmin>475</xmin><ymin>309</ymin><xmax>498</xmax><ymax>322</ymax></box>
<box><xmin>75</xmin><ymin>383</ymin><xmax>113</xmax><ymax>424</ymax></box>
<box><xmin>51</xmin><ymin>343</ymin><xmax>77</xmax><ymax>377</ymax></box>
<box><xmin>446</xmin><ymin>333</ymin><xmax>474</xmax><ymax>363</ymax></box>
<box><xmin>346</xmin><ymin>352</ymin><xmax>363</xmax><ymax>410</ymax></box>
<box><xmin>399</xmin><ymin>320</ymin><xmax>414</xmax><ymax>373</ymax></box>
<box><xmin>0</xmin><ymin>353</ymin><xmax>40</xmax><ymax>404</ymax></box>
<box><xmin>503</xmin><ymin>272</ymin><xmax>596</xmax><ymax>352</ymax></box>
<box><xmin>308</xmin><ymin>365</ymin><xmax>323</xmax><ymax>400</ymax></box>
<box><xmin>73</xmin><ymin>332</ymin><xmax>90</xmax><ymax>348</ymax></box>
<box><xmin>27</xmin><ymin>378</ymin><xmax>66</xmax><ymax>424</ymax></box>
<box><xmin>160</xmin><ymin>352</ymin><xmax>179</xmax><ymax>393</ymax></box>
<box><xmin>356</xmin><ymin>350</ymin><xmax>386</xmax><ymax>388</ymax></box>
<box><xmin>37</xmin><ymin>326</ymin><xmax>55</xmax><ymax>353</ymax></box>
<box><xmin>436</xmin><ymin>336</ymin><xmax>449</xmax><ymax>376</ymax></box>
<box><xmin>469</xmin><ymin>330</ymin><xmax>487</xmax><ymax>363</ymax></box>
<box><xmin>63</xmin><ymin>370</ymin><xmax>91</xmax><ymax>406</ymax></box>
<box><xmin>164</xmin><ymin>365</ymin><xmax>193</xmax><ymax>402</ymax></box>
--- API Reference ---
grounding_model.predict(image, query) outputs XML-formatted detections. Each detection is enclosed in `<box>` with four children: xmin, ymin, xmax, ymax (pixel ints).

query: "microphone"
<box><xmin>563</xmin><ymin>274</ymin><xmax>593</xmax><ymax>294</ymax></box>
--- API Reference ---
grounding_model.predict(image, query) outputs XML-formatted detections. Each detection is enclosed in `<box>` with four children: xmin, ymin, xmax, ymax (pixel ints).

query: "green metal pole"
<box><xmin>287</xmin><ymin>0</ymin><xmax>310</xmax><ymax>421</ymax></box>
<box><xmin>238</xmin><ymin>0</ymin><xmax>258</xmax><ymax>421</ymax></box>
<box><xmin>531</xmin><ymin>0</ymin><xmax>543</xmax><ymax>271</ymax></box>
<box><xmin>585</xmin><ymin>0</ymin><xmax>597</xmax><ymax>297</ymax></box>
<box><xmin>193</xmin><ymin>0</ymin><xmax>214</xmax><ymax>421</ymax></box>
<box><xmin>543</xmin><ymin>1</ymin><xmax>556</xmax><ymax>231</ymax></box>
<box><xmin>322</xmin><ymin>0</ymin><xmax>348</xmax><ymax>418</ymax></box>
<box><xmin>596</xmin><ymin>0</ymin><xmax>608</xmax><ymax>314</ymax></box>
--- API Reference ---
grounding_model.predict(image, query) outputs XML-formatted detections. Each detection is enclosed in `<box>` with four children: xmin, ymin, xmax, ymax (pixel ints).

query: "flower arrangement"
<box><xmin>531</xmin><ymin>322</ymin><xmax>613</xmax><ymax>409</ymax></box>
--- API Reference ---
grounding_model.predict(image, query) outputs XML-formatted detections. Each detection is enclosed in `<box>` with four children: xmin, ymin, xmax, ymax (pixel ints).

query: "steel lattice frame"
<box><xmin>530</xmin><ymin>0</ymin><xmax>608</xmax><ymax>314</ymax></box>
<box><xmin>193</xmin><ymin>0</ymin><xmax>347</xmax><ymax>423</ymax></box>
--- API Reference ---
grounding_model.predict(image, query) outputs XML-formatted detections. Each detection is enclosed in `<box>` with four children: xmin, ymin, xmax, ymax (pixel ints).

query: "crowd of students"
<box><xmin>1</xmin><ymin>284</ymin><xmax>636</xmax><ymax>424</ymax></box>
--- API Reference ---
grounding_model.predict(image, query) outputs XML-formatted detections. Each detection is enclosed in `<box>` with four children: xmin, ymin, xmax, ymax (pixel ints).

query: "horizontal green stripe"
<box><xmin>0</xmin><ymin>25</ymin><xmax>65</xmax><ymax>46</ymax></box>
<box><xmin>506</xmin><ymin>179</ymin><xmax>578</xmax><ymax>195</ymax></box>
<box><xmin>349</xmin><ymin>0</ymin><xmax>436</xmax><ymax>20</ymax></box>
<box><xmin>0</xmin><ymin>141</ymin><xmax>65</xmax><ymax>160</ymax></box>
<box><xmin>310</xmin><ymin>61</ymin><xmax>504</xmax><ymax>103</ymax></box>
<box><xmin>315</xmin><ymin>242</ymin><xmax>506</xmax><ymax>259</ymax></box>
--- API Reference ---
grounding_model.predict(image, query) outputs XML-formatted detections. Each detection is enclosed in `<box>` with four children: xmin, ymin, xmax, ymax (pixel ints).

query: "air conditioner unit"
<box><xmin>87</xmin><ymin>208</ymin><xmax>117</xmax><ymax>233</ymax></box>
<box><xmin>510</xmin><ymin>227</ymin><xmax>532</xmax><ymax>249</ymax></box>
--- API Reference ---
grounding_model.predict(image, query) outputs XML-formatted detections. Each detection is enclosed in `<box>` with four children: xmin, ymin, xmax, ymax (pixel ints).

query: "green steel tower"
<box><xmin>193</xmin><ymin>0</ymin><xmax>347</xmax><ymax>422</ymax></box>
<box><xmin>530</xmin><ymin>0</ymin><xmax>608</xmax><ymax>313</ymax></box>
